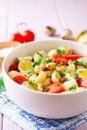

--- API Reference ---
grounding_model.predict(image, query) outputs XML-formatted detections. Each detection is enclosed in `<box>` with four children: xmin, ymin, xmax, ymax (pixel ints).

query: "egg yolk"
<box><xmin>79</xmin><ymin>70</ymin><xmax>87</xmax><ymax>78</ymax></box>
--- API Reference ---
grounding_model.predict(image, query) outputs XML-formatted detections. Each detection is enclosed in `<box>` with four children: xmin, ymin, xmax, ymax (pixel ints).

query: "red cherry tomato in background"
<box><xmin>10</xmin><ymin>33</ymin><xmax>24</xmax><ymax>43</ymax></box>
<box><xmin>22</xmin><ymin>30</ymin><xmax>35</xmax><ymax>42</ymax></box>
<box><xmin>9</xmin><ymin>23</ymin><xmax>35</xmax><ymax>43</ymax></box>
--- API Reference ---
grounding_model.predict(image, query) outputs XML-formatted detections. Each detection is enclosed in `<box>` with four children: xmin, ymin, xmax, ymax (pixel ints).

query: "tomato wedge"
<box><xmin>65</xmin><ymin>54</ymin><xmax>82</xmax><ymax>61</ymax></box>
<box><xmin>52</xmin><ymin>54</ymin><xmax>82</xmax><ymax>65</ymax></box>
<box><xmin>8</xmin><ymin>63</ymin><xmax>19</xmax><ymax>72</ymax></box>
<box><xmin>77</xmin><ymin>78</ymin><xmax>87</xmax><ymax>88</ymax></box>
<box><xmin>47</xmin><ymin>82</ymin><xmax>65</xmax><ymax>93</ymax></box>
<box><xmin>52</xmin><ymin>54</ymin><xmax>68</xmax><ymax>65</ymax></box>
<box><xmin>12</xmin><ymin>75</ymin><xmax>27</xmax><ymax>84</ymax></box>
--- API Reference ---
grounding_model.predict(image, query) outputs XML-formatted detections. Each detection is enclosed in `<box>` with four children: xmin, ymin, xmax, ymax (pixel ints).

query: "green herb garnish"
<box><xmin>28</xmin><ymin>80</ymin><xmax>35</xmax><ymax>85</ymax></box>
<box><xmin>57</xmin><ymin>49</ymin><xmax>65</xmax><ymax>55</ymax></box>
<box><xmin>55</xmin><ymin>62</ymin><xmax>62</xmax><ymax>67</ymax></box>
<box><xmin>48</xmin><ymin>72</ymin><xmax>53</xmax><ymax>77</ymax></box>
<box><xmin>46</xmin><ymin>58</ymin><xmax>53</xmax><ymax>63</ymax></box>
<box><xmin>33</xmin><ymin>57</ymin><xmax>44</xmax><ymax>68</ymax></box>
<box><xmin>39</xmin><ymin>57</ymin><xmax>44</xmax><ymax>63</ymax></box>
<box><xmin>71</xmin><ymin>72</ymin><xmax>79</xmax><ymax>78</ymax></box>
<box><xmin>32</xmin><ymin>62</ymin><xmax>40</xmax><ymax>67</ymax></box>
<box><xmin>85</xmin><ymin>67</ymin><xmax>87</xmax><ymax>70</ymax></box>
<box><xmin>28</xmin><ymin>68</ymin><xmax>34</xmax><ymax>73</ymax></box>
<box><xmin>37</xmin><ymin>52</ymin><xmax>42</xmax><ymax>57</ymax></box>
<box><xmin>64</xmin><ymin>68</ymin><xmax>69</xmax><ymax>74</ymax></box>
<box><xmin>78</xmin><ymin>61</ymin><xmax>85</xmax><ymax>66</ymax></box>
<box><xmin>68</xmin><ymin>60</ymin><xmax>75</xmax><ymax>64</ymax></box>
<box><xmin>42</xmin><ymin>86</ymin><xmax>49</xmax><ymax>91</ymax></box>
<box><xmin>69</xmin><ymin>84</ymin><xmax>76</xmax><ymax>91</ymax></box>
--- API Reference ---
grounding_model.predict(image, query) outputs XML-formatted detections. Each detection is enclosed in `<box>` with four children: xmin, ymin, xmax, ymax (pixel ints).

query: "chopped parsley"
<box><xmin>57</xmin><ymin>49</ymin><xmax>65</xmax><ymax>55</ymax></box>
<box><xmin>39</xmin><ymin>57</ymin><xmax>44</xmax><ymax>64</ymax></box>
<box><xmin>32</xmin><ymin>62</ymin><xmax>40</xmax><ymax>67</ymax></box>
<box><xmin>68</xmin><ymin>60</ymin><xmax>75</xmax><ymax>64</ymax></box>
<box><xmin>28</xmin><ymin>68</ymin><xmax>34</xmax><ymax>73</ymax></box>
<box><xmin>32</xmin><ymin>57</ymin><xmax>44</xmax><ymax>68</ymax></box>
<box><xmin>42</xmin><ymin>85</ymin><xmax>49</xmax><ymax>91</ymax></box>
<box><xmin>78</xmin><ymin>61</ymin><xmax>86</xmax><ymax>67</ymax></box>
<box><xmin>71</xmin><ymin>72</ymin><xmax>79</xmax><ymax>78</ymax></box>
<box><xmin>48</xmin><ymin>72</ymin><xmax>53</xmax><ymax>77</ymax></box>
<box><xmin>85</xmin><ymin>67</ymin><xmax>87</xmax><ymax>70</ymax></box>
<box><xmin>55</xmin><ymin>62</ymin><xmax>62</xmax><ymax>67</ymax></box>
<box><xmin>28</xmin><ymin>80</ymin><xmax>35</xmax><ymax>85</ymax></box>
<box><xmin>46</xmin><ymin>58</ymin><xmax>53</xmax><ymax>63</ymax></box>
<box><xmin>64</xmin><ymin>68</ymin><xmax>69</xmax><ymax>74</ymax></box>
<box><xmin>37</xmin><ymin>52</ymin><xmax>42</xmax><ymax>57</ymax></box>
<box><xmin>75</xmin><ymin>61</ymin><xmax>86</xmax><ymax>67</ymax></box>
<box><xmin>69</xmin><ymin>84</ymin><xmax>76</xmax><ymax>91</ymax></box>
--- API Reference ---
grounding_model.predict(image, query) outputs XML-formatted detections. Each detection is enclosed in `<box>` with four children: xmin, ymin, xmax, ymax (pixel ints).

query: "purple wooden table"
<box><xmin>0</xmin><ymin>0</ymin><xmax>87</xmax><ymax>129</ymax></box>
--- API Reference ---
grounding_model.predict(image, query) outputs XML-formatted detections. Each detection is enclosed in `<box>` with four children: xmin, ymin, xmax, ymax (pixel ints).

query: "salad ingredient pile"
<box><xmin>8</xmin><ymin>46</ymin><xmax>87</xmax><ymax>94</ymax></box>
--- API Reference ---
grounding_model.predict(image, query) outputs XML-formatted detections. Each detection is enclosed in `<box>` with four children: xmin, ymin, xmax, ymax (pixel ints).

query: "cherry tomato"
<box><xmin>12</xmin><ymin>75</ymin><xmax>27</xmax><ymax>84</ymax></box>
<box><xmin>22</xmin><ymin>30</ymin><xmax>35</xmax><ymax>42</ymax></box>
<box><xmin>8</xmin><ymin>63</ymin><xmax>19</xmax><ymax>72</ymax></box>
<box><xmin>52</xmin><ymin>54</ymin><xmax>68</xmax><ymax>65</ymax></box>
<box><xmin>47</xmin><ymin>82</ymin><xmax>65</xmax><ymax>93</ymax></box>
<box><xmin>77</xmin><ymin>78</ymin><xmax>87</xmax><ymax>88</ymax></box>
<box><xmin>10</xmin><ymin>33</ymin><xmax>24</xmax><ymax>43</ymax></box>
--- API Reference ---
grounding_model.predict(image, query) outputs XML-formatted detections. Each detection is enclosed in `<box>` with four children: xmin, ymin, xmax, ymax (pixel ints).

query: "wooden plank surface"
<box><xmin>0</xmin><ymin>0</ymin><xmax>87</xmax><ymax>130</ymax></box>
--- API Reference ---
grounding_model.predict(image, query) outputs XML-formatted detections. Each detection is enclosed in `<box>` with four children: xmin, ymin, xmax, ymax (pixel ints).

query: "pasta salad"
<box><xmin>8</xmin><ymin>46</ymin><xmax>87</xmax><ymax>94</ymax></box>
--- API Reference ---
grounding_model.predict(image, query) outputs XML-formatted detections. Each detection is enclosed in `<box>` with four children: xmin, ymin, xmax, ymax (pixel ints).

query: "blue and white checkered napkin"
<box><xmin>0</xmin><ymin>92</ymin><xmax>87</xmax><ymax>130</ymax></box>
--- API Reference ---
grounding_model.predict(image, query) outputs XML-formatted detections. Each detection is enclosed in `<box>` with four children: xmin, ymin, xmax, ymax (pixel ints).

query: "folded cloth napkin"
<box><xmin>0</xmin><ymin>76</ymin><xmax>87</xmax><ymax>130</ymax></box>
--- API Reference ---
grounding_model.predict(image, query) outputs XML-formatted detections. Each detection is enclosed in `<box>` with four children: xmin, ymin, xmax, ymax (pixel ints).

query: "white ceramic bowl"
<box><xmin>2</xmin><ymin>39</ymin><xmax>87</xmax><ymax>119</ymax></box>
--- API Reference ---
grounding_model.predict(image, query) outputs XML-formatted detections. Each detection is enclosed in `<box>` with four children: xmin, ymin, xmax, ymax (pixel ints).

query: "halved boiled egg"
<box><xmin>18</xmin><ymin>60</ymin><xmax>32</xmax><ymax>72</ymax></box>
<box><xmin>78</xmin><ymin>69</ymin><xmax>87</xmax><ymax>78</ymax></box>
